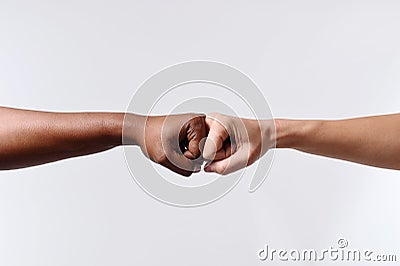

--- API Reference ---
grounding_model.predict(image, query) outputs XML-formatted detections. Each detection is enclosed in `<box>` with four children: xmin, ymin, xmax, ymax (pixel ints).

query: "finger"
<box><xmin>186</xmin><ymin>135</ymin><xmax>202</xmax><ymax>159</ymax></box>
<box><xmin>183</xmin><ymin>150</ymin><xmax>204</xmax><ymax>165</ymax></box>
<box><xmin>213</xmin><ymin>141</ymin><xmax>232</xmax><ymax>161</ymax></box>
<box><xmin>185</xmin><ymin>116</ymin><xmax>207</xmax><ymax>159</ymax></box>
<box><xmin>204</xmin><ymin>149</ymin><xmax>248</xmax><ymax>175</ymax></box>
<box><xmin>203</xmin><ymin>117</ymin><xmax>229</xmax><ymax>161</ymax></box>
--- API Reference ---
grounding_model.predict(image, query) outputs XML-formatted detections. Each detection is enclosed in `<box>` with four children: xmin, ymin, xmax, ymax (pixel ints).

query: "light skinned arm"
<box><xmin>0</xmin><ymin>107</ymin><xmax>205</xmax><ymax>175</ymax></box>
<box><xmin>203</xmin><ymin>113</ymin><xmax>400</xmax><ymax>174</ymax></box>
<box><xmin>275</xmin><ymin>114</ymin><xmax>400</xmax><ymax>170</ymax></box>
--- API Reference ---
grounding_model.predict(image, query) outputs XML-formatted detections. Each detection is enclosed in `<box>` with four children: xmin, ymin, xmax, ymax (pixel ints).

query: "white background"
<box><xmin>1</xmin><ymin>1</ymin><xmax>400</xmax><ymax>265</ymax></box>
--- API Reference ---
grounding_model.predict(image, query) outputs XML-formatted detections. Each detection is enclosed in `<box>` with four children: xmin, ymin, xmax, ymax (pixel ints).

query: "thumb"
<box><xmin>204</xmin><ymin>149</ymin><xmax>248</xmax><ymax>175</ymax></box>
<box><xmin>203</xmin><ymin>117</ymin><xmax>229</xmax><ymax>161</ymax></box>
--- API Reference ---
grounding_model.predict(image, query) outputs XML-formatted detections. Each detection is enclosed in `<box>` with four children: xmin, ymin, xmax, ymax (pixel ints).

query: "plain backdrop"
<box><xmin>1</xmin><ymin>1</ymin><xmax>400</xmax><ymax>265</ymax></box>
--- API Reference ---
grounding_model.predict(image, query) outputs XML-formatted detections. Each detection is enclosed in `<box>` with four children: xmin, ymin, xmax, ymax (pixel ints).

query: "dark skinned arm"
<box><xmin>0</xmin><ymin>107</ymin><xmax>205</xmax><ymax>176</ymax></box>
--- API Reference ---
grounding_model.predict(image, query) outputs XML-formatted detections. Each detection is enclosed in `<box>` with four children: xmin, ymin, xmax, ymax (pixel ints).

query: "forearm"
<box><xmin>0</xmin><ymin>107</ymin><xmax>143</xmax><ymax>169</ymax></box>
<box><xmin>274</xmin><ymin>114</ymin><xmax>400</xmax><ymax>169</ymax></box>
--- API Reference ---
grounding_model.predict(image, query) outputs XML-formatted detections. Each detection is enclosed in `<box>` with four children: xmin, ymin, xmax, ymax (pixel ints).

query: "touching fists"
<box><xmin>202</xmin><ymin>113</ymin><xmax>275</xmax><ymax>175</ymax></box>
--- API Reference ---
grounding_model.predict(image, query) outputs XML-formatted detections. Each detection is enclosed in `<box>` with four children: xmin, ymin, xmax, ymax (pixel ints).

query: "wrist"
<box><xmin>274</xmin><ymin>119</ymin><xmax>323</xmax><ymax>149</ymax></box>
<box><xmin>99</xmin><ymin>113</ymin><xmax>126</xmax><ymax>147</ymax></box>
<box><xmin>259</xmin><ymin>119</ymin><xmax>277</xmax><ymax>149</ymax></box>
<box><xmin>122</xmin><ymin>113</ymin><xmax>146</xmax><ymax>146</ymax></box>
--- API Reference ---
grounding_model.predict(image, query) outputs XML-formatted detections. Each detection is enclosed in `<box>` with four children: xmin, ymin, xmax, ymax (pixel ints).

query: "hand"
<box><xmin>139</xmin><ymin>113</ymin><xmax>207</xmax><ymax>177</ymax></box>
<box><xmin>202</xmin><ymin>113</ymin><xmax>275</xmax><ymax>175</ymax></box>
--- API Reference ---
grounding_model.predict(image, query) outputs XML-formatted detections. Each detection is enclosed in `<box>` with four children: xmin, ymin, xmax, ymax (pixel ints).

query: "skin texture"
<box><xmin>202</xmin><ymin>113</ymin><xmax>275</xmax><ymax>175</ymax></box>
<box><xmin>274</xmin><ymin>114</ymin><xmax>400</xmax><ymax>170</ymax></box>
<box><xmin>0</xmin><ymin>107</ymin><xmax>205</xmax><ymax>176</ymax></box>
<box><xmin>1</xmin><ymin>106</ymin><xmax>400</xmax><ymax>174</ymax></box>
<box><xmin>136</xmin><ymin>113</ymin><xmax>206</xmax><ymax>176</ymax></box>
<box><xmin>204</xmin><ymin>113</ymin><xmax>400</xmax><ymax>174</ymax></box>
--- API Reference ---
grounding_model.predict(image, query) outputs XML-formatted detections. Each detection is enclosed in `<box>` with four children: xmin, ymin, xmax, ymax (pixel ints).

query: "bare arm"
<box><xmin>275</xmin><ymin>114</ymin><xmax>400</xmax><ymax>169</ymax></box>
<box><xmin>0</xmin><ymin>107</ymin><xmax>204</xmax><ymax>175</ymax></box>
<box><xmin>0</xmin><ymin>107</ymin><xmax>130</xmax><ymax>169</ymax></box>
<box><xmin>203</xmin><ymin>113</ymin><xmax>400</xmax><ymax>175</ymax></box>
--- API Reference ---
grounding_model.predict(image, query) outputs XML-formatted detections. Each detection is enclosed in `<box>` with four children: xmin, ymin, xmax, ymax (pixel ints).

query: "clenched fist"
<box><xmin>202</xmin><ymin>113</ymin><xmax>275</xmax><ymax>175</ymax></box>
<box><xmin>125</xmin><ymin>113</ymin><xmax>207</xmax><ymax>177</ymax></box>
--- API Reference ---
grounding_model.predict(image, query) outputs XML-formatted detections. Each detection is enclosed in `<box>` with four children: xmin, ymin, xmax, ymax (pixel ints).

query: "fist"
<box><xmin>203</xmin><ymin>113</ymin><xmax>275</xmax><ymax>175</ymax></box>
<box><xmin>141</xmin><ymin>113</ymin><xmax>207</xmax><ymax>176</ymax></box>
